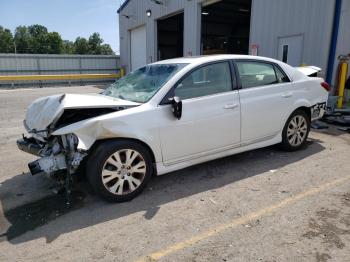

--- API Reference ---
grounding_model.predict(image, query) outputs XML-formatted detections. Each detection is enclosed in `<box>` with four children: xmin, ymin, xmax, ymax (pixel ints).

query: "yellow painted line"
<box><xmin>0</xmin><ymin>73</ymin><xmax>120</xmax><ymax>81</ymax></box>
<box><xmin>136</xmin><ymin>176</ymin><xmax>350</xmax><ymax>262</ymax></box>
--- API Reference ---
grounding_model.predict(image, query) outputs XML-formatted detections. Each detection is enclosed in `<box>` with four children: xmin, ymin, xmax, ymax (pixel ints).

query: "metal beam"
<box><xmin>0</xmin><ymin>73</ymin><xmax>121</xmax><ymax>81</ymax></box>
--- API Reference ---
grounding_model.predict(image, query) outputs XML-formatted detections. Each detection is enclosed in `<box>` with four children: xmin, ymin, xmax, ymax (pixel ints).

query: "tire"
<box><xmin>86</xmin><ymin>140</ymin><xmax>153</xmax><ymax>202</ymax></box>
<box><xmin>280</xmin><ymin>109</ymin><xmax>310</xmax><ymax>151</ymax></box>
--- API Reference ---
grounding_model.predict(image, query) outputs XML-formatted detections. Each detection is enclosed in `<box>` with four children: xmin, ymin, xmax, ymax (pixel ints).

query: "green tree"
<box><xmin>9</xmin><ymin>25</ymin><xmax>114</xmax><ymax>55</ymax></box>
<box><xmin>47</xmin><ymin>32</ymin><xmax>63</xmax><ymax>54</ymax></box>
<box><xmin>14</xmin><ymin>26</ymin><xmax>31</xmax><ymax>53</ymax></box>
<box><xmin>87</xmin><ymin>32</ymin><xmax>114</xmax><ymax>55</ymax></box>
<box><xmin>74</xmin><ymin>37</ymin><xmax>89</xmax><ymax>54</ymax></box>
<box><xmin>63</xmin><ymin>40</ymin><xmax>75</xmax><ymax>54</ymax></box>
<box><xmin>0</xmin><ymin>26</ymin><xmax>15</xmax><ymax>53</ymax></box>
<box><xmin>28</xmin><ymin>24</ymin><xmax>49</xmax><ymax>53</ymax></box>
<box><xmin>88</xmin><ymin>32</ymin><xmax>103</xmax><ymax>54</ymax></box>
<box><xmin>100</xmin><ymin>44</ymin><xmax>114</xmax><ymax>55</ymax></box>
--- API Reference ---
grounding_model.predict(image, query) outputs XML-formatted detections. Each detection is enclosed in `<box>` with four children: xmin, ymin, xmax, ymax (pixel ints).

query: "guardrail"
<box><xmin>0</xmin><ymin>69</ymin><xmax>125</xmax><ymax>87</ymax></box>
<box><xmin>0</xmin><ymin>54</ymin><xmax>122</xmax><ymax>87</ymax></box>
<box><xmin>0</xmin><ymin>73</ymin><xmax>122</xmax><ymax>81</ymax></box>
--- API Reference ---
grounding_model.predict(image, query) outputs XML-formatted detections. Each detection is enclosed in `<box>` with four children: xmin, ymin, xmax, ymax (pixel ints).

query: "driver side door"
<box><xmin>158</xmin><ymin>61</ymin><xmax>241</xmax><ymax>165</ymax></box>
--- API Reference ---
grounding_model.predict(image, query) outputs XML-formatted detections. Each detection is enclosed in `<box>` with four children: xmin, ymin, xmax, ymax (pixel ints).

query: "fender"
<box><xmin>52</xmin><ymin>111</ymin><xmax>163</xmax><ymax>163</ymax></box>
<box><xmin>280</xmin><ymin>98</ymin><xmax>312</xmax><ymax>130</ymax></box>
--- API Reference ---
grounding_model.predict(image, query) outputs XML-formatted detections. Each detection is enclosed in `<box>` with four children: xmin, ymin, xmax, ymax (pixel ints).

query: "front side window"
<box><xmin>236</xmin><ymin>61</ymin><xmax>288</xmax><ymax>89</ymax></box>
<box><xmin>175</xmin><ymin>62</ymin><xmax>232</xmax><ymax>100</ymax></box>
<box><xmin>103</xmin><ymin>63</ymin><xmax>187</xmax><ymax>103</ymax></box>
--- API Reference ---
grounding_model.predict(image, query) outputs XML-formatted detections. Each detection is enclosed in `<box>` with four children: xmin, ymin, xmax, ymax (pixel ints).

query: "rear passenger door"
<box><xmin>235</xmin><ymin>60</ymin><xmax>293</xmax><ymax>144</ymax></box>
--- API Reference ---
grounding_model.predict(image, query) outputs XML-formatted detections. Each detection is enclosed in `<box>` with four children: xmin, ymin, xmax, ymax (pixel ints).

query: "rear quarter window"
<box><xmin>236</xmin><ymin>61</ymin><xmax>289</xmax><ymax>89</ymax></box>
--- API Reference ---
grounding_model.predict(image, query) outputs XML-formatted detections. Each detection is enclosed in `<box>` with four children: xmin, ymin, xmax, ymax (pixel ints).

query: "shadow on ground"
<box><xmin>0</xmin><ymin>139</ymin><xmax>325</xmax><ymax>244</ymax></box>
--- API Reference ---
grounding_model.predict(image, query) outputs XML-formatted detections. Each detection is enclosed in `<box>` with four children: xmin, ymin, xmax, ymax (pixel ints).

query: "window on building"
<box><xmin>282</xmin><ymin>45</ymin><xmax>289</xmax><ymax>63</ymax></box>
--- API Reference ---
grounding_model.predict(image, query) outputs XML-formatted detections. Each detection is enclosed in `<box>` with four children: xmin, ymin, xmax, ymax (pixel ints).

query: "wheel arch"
<box><xmin>280</xmin><ymin>103</ymin><xmax>312</xmax><ymax>137</ymax></box>
<box><xmin>89</xmin><ymin>137</ymin><xmax>157</xmax><ymax>165</ymax></box>
<box><xmin>294</xmin><ymin>106</ymin><xmax>311</xmax><ymax>121</ymax></box>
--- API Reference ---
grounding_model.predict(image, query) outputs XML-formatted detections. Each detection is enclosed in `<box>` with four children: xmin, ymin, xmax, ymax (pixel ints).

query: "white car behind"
<box><xmin>17</xmin><ymin>55</ymin><xmax>329</xmax><ymax>202</ymax></box>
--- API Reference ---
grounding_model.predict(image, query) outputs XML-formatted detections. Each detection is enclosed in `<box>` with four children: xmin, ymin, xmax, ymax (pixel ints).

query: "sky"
<box><xmin>0</xmin><ymin>0</ymin><xmax>126</xmax><ymax>54</ymax></box>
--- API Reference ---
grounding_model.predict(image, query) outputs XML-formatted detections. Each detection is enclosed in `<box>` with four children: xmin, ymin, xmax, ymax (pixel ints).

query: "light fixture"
<box><xmin>146</xmin><ymin>9</ymin><xmax>152</xmax><ymax>17</ymax></box>
<box><xmin>202</xmin><ymin>12</ymin><xmax>209</xmax><ymax>15</ymax></box>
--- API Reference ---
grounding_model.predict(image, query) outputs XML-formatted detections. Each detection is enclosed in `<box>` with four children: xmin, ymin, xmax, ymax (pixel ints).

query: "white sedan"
<box><xmin>17</xmin><ymin>55</ymin><xmax>329</xmax><ymax>202</ymax></box>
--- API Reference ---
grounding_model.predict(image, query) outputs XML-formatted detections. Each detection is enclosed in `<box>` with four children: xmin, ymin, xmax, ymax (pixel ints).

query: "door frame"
<box><xmin>276</xmin><ymin>33</ymin><xmax>304</xmax><ymax>65</ymax></box>
<box><xmin>159</xmin><ymin>59</ymin><xmax>239</xmax><ymax>105</ymax></box>
<box><xmin>231</xmin><ymin>58</ymin><xmax>292</xmax><ymax>90</ymax></box>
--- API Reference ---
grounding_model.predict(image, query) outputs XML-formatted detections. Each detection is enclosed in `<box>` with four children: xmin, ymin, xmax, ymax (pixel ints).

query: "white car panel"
<box><xmin>159</xmin><ymin>91</ymin><xmax>241</xmax><ymax>164</ymax></box>
<box><xmin>239</xmin><ymin>82</ymin><xmax>295</xmax><ymax>143</ymax></box>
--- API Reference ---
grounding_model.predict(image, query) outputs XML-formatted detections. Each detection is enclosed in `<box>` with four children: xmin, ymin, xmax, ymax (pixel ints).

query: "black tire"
<box><xmin>86</xmin><ymin>140</ymin><xmax>153</xmax><ymax>202</ymax></box>
<box><xmin>279</xmin><ymin>109</ymin><xmax>310</xmax><ymax>151</ymax></box>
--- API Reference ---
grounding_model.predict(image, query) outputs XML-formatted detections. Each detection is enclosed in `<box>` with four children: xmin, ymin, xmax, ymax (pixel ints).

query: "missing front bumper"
<box><xmin>27</xmin><ymin>155</ymin><xmax>67</xmax><ymax>176</ymax></box>
<box><xmin>17</xmin><ymin>137</ymin><xmax>68</xmax><ymax>176</ymax></box>
<box><xmin>17</xmin><ymin>137</ymin><xmax>43</xmax><ymax>156</ymax></box>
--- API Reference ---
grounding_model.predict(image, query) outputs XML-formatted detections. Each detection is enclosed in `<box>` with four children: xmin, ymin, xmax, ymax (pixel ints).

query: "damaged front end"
<box><xmin>17</xmin><ymin>133</ymin><xmax>86</xmax><ymax>180</ymax></box>
<box><xmin>17</xmin><ymin>93</ymin><xmax>140</xmax><ymax>203</ymax></box>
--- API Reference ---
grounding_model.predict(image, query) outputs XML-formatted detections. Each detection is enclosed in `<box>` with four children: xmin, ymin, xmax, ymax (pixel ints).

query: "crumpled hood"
<box><xmin>25</xmin><ymin>93</ymin><xmax>140</xmax><ymax>132</ymax></box>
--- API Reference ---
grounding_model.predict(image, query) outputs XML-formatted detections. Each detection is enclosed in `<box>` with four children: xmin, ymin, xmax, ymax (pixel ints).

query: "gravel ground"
<box><xmin>0</xmin><ymin>86</ymin><xmax>349</xmax><ymax>262</ymax></box>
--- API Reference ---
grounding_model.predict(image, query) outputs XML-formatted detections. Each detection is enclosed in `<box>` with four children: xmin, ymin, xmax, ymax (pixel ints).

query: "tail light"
<box><xmin>321</xmin><ymin>82</ymin><xmax>331</xmax><ymax>92</ymax></box>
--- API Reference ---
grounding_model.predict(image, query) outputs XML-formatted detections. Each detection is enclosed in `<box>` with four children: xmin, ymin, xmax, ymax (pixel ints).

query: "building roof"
<box><xmin>117</xmin><ymin>0</ymin><xmax>131</xmax><ymax>14</ymax></box>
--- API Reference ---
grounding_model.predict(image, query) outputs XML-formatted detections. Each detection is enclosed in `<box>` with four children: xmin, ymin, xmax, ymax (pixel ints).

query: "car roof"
<box><xmin>151</xmin><ymin>54</ymin><xmax>307</xmax><ymax>82</ymax></box>
<box><xmin>152</xmin><ymin>55</ymin><xmax>282</xmax><ymax>65</ymax></box>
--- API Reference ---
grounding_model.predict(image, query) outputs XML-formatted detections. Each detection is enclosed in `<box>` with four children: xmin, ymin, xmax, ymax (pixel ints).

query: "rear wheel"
<box><xmin>86</xmin><ymin>140</ymin><xmax>153</xmax><ymax>202</ymax></box>
<box><xmin>280</xmin><ymin>109</ymin><xmax>310</xmax><ymax>151</ymax></box>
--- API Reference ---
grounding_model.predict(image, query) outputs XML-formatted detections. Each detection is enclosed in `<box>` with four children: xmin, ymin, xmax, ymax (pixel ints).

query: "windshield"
<box><xmin>103</xmin><ymin>63</ymin><xmax>188</xmax><ymax>103</ymax></box>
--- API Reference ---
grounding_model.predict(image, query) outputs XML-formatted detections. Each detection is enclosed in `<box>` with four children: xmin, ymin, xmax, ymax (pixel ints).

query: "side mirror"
<box><xmin>169</xmin><ymin>96</ymin><xmax>182</xmax><ymax>120</ymax></box>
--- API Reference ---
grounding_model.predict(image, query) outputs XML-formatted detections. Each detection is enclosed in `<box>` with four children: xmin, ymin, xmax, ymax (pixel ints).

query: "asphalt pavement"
<box><xmin>0</xmin><ymin>86</ymin><xmax>349</xmax><ymax>262</ymax></box>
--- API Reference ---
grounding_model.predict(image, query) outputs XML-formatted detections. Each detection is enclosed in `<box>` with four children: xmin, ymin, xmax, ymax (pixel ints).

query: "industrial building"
<box><xmin>118</xmin><ymin>0</ymin><xmax>349</xmax><ymax>85</ymax></box>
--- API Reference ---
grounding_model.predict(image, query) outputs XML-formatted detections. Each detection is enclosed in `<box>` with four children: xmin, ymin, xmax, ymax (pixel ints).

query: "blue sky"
<box><xmin>0</xmin><ymin>0</ymin><xmax>126</xmax><ymax>53</ymax></box>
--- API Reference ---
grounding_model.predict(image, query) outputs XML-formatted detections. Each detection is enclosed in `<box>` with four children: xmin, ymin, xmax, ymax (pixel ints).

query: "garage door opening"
<box><xmin>201</xmin><ymin>0</ymin><xmax>252</xmax><ymax>55</ymax></box>
<box><xmin>157</xmin><ymin>12</ymin><xmax>184</xmax><ymax>60</ymax></box>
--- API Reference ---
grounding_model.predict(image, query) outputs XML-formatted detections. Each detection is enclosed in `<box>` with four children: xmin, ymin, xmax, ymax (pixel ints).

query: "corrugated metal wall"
<box><xmin>250</xmin><ymin>0</ymin><xmax>335</xmax><ymax>79</ymax></box>
<box><xmin>119</xmin><ymin>0</ymin><xmax>204</xmax><ymax>72</ymax></box>
<box><xmin>120</xmin><ymin>0</ymin><xmax>348</xmax><ymax>84</ymax></box>
<box><xmin>0</xmin><ymin>54</ymin><xmax>120</xmax><ymax>87</ymax></box>
<box><xmin>333</xmin><ymin>0</ymin><xmax>350</xmax><ymax>82</ymax></box>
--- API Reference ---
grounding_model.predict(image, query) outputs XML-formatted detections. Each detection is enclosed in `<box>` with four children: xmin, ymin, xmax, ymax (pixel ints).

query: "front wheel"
<box><xmin>280</xmin><ymin>110</ymin><xmax>310</xmax><ymax>151</ymax></box>
<box><xmin>86</xmin><ymin>140</ymin><xmax>153</xmax><ymax>202</ymax></box>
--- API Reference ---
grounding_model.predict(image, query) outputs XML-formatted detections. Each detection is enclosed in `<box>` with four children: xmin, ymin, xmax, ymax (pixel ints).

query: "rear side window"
<box><xmin>236</xmin><ymin>61</ymin><xmax>289</xmax><ymax>89</ymax></box>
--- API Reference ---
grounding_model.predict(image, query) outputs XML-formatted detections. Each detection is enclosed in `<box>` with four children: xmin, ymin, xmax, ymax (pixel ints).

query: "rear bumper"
<box><xmin>311</xmin><ymin>102</ymin><xmax>326</xmax><ymax>121</ymax></box>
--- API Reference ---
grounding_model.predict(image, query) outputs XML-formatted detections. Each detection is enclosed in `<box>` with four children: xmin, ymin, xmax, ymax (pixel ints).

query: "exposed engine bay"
<box><xmin>16</xmin><ymin>92</ymin><xmax>140</xmax><ymax>203</ymax></box>
<box><xmin>17</xmin><ymin>134</ymin><xmax>85</xmax><ymax>178</ymax></box>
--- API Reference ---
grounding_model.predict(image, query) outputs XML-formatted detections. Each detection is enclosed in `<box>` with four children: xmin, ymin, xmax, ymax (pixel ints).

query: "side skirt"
<box><xmin>156</xmin><ymin>132</ymin><xmax>282</xmax><ymax>175</ymax></box>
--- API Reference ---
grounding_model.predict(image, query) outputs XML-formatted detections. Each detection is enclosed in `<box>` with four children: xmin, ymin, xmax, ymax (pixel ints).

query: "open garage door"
<box><xmin>130</xmin><ymin>26</ymin><xmax>146</xmax><ymax>71</ymax></box>
<box><xmin>201</xmin><ymin>0</ymin><xmax>252</xmax><ymax>55</ymax></box>
<box><xmin>157</xmin><ymin>12</ymin><xmax>184</xmax><ymax>60</ymax></box>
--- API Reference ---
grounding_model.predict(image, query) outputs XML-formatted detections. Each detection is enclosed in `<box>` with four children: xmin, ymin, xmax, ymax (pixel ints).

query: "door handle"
<box><xmin>224</xmin><ymin>104</ymin><xmax>239</xmax><ymax>109</ymax></box>
<box><xmin>282</xmin><ymin>92</ymin><xmax>293</xmax><ymax>98</ymax></box>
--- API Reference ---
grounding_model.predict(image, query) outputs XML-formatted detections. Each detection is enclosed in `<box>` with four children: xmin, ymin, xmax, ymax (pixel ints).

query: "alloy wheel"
<box><xmin>101</xmin><ymin>149</ymin><xmax>147</xmax><ymax>195</ymax></box>
<box><xmin>287</xmin><ymin>115</ymin><xmax>308</xmax><ymax>147</ymax></box>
